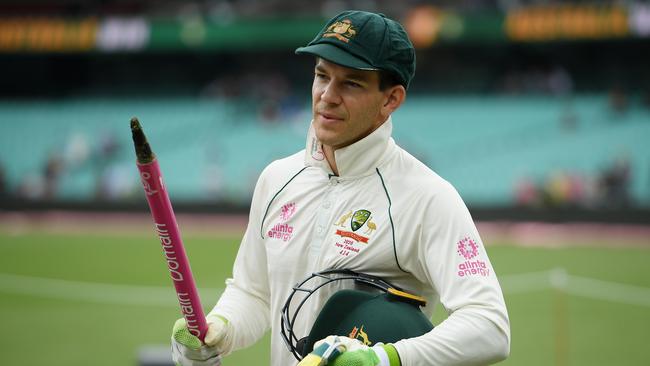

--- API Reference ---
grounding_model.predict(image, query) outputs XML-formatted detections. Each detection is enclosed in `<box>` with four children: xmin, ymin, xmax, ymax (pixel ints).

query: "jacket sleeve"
<box><xmin>394</xmin><ymin>182</ymin><xmax>510</xmax><ymax>366</ymax></box>
<box><xmin>207</xmin><ymin>168</ymin><xmax>272</xmax><ymax>354</ymax></box>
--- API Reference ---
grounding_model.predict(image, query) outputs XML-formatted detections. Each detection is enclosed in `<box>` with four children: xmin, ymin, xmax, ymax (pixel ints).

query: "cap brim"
<box><xmin>295</xmin><ymin>43</ymin><xmax>378</xmax><ymax>71</ymax></box>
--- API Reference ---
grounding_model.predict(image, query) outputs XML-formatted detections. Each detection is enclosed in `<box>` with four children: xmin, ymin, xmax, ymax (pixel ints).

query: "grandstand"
<box><xmin>1</xmin><ymin>94</ymin><xmax>648</xmax><ymax>207</ymax></box>
<box><xmin>1</xmin><ymin>1</ymin><xmax>649</xmax><ymax>213</ymax></box>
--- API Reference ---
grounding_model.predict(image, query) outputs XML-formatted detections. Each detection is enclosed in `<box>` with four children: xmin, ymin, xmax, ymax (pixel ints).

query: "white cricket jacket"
<box><xmin>211</xmin><ymin>117</ymin><xmax>510</xmax><ymax>365</ymax></box>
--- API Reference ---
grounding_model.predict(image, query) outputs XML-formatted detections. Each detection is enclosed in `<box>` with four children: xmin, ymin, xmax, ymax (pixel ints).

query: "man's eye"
<box><xmin>346</xmin><ymin>81</ymin><xmax>362</xmax><ymax>88</ymax></box>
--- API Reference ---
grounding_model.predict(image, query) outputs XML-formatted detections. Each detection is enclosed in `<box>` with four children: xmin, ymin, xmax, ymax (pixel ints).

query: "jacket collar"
<box><xmin>304</xmin><ymin>117</ymin><xmax>395</xmax><ymax>177</ymax></box>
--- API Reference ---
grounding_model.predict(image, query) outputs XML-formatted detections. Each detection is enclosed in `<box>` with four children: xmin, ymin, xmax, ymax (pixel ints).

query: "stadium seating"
<box><xmin>1</xmin><ymin>95</ymin><xmax>648</xmax><ymax>206</ymax></box>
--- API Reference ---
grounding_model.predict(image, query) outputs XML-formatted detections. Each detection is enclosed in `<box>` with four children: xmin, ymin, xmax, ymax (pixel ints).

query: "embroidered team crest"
<box><xmin>323</xmin><ymin>19</ymin><xmax>357</xmax><ymax>43</ymax></box>
<box><xmin>333</xmin><ymin>209</ymin><xmax>375</xmax><ymax>251</ymax></box>
<box><xmin>351</xmin><ymin>210</ymin><xmax>371</xmax><ymax>232</ymax></box>
<box><xmin>349</xmin><ymin>325</ymin><xmax>371</xmax><ymax>346</ymax></box>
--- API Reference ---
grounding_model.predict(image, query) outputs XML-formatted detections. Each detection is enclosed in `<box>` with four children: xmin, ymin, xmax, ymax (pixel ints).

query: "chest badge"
<box><xmin>333</xmin><ymin>209</ymin><xmax>375</xmax><ymax>247</ymax></box>
<box><xmin>351</xmin><ymin>209</ymin><xmax>370</xmax><ymax>231</ymax></box>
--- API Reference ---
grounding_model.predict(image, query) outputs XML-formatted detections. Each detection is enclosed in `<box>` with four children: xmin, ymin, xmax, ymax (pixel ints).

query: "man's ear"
<box><xmin>382</xmin><ymin>85</ymin><xmax>406</xmax><ymax>115</ymax></box>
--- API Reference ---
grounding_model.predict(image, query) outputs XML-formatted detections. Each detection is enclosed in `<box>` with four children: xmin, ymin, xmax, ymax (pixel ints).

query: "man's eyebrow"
<box><xmin>344</xmin><ymin>71</ymin><xmax>372</xmax><ymax>82</ymax></box>
<box><xmin>314</xmin><ymin>64</ymin><xmax>372</xmax><ymax>82</ymax></box>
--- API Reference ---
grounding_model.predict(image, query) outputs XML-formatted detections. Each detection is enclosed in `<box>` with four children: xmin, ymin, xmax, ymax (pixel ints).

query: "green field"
<box><xmin>1</xmin><ymin>229</ymin><xmax>649</xmax><ymax>365</ymax></box>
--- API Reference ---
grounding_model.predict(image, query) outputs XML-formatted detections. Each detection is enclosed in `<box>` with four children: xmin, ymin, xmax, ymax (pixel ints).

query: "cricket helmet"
<box><xmin>280</xmin><ymin>269</ymin><xmax>434</xmax><ymax>361</ymax></box>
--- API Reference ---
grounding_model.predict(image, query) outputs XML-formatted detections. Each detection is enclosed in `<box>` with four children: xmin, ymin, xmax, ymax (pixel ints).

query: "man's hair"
<box><xmin>378</xmin><ymin>70</ymin><xmax>402</xmax><ymax>91</ymax></box>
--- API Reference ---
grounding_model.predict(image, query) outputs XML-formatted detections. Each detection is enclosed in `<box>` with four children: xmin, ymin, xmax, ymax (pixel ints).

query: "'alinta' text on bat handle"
<box><xmin>131</xmin><ymin>117</ymin><xmax>208</xmax><ymax>342</ymax></box>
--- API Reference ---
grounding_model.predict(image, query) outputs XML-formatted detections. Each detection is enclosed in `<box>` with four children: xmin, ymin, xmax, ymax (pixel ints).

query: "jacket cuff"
<box><xmin>382</xmin><ymin>344</ymin><xmax>401</xmax><ymax>366</ymax></box>
<box><xmin>373</xmin><ymin>343</ymin><xmax>401</xmax><ymax>366</ymax></box>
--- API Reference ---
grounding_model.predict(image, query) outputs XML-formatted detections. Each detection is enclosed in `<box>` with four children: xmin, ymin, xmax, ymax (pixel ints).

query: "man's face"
<box><xmin>311</xmin><ymin>58</ymin><xmax>389</xmax><ymax>150</ymax></box>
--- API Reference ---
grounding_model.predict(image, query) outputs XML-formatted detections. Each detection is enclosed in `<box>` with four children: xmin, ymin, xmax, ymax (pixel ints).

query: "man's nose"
<box><xmin>320</xmin><ymin>83</ymin><xmax>341</xmax><ymax>104</ymax></box>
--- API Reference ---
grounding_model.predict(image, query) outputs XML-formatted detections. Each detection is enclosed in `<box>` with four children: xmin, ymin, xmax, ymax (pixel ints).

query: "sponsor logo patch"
<box><xmin>457</xmin><ymin>237</ymin><xmax>479</xmax><ymax>259</ymax></box>
<box><xmin>268</xmin><ymin>223</ymin><xmax>293</xmax><ymax>242</ymax></box>
<box><xmin>280</xmin><ymin>202</ymin><xmax>296</xmax><ymax>222</ymax></box>
<box><xmin>456</xmin><ymin>236</ymin><xmax>490</xmax><ymax>278</ymax></box>
<box><xmin>268</xmin><ymin>202</ymin><xmax>296</xmax><ymax>242</ymax></box>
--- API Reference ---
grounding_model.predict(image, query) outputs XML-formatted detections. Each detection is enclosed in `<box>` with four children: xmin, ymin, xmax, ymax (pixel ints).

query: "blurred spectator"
<box><xmin>516</xmin><ymin>171</ymin><xmax>588</xmax><ymax>209</ymax></box>
<box><xmin>598</xmin><ymin>155</ymin><xmax>632</xmax><ymax>208</ymax></box>
<box><xmin>100</xmin><ymin>130</ymin><xmax>120</xmax><ymax>158</ymax></box>
<box><xmin>514</xmin><ymin>176</ymin><xmax>540</xmax><ymax>207</ymax></box>
<box><xmin>97</xmin><ymin>162</ymin><xmax>137</xmax><ymax>200</ymax></box>
<box><xmin>94</xmin><ymin>130</ymin><xmax>121</xmax><ymax>199</ymax></box>
<box><xmin>16</xmin><ymin>174</ymin><xmax>46</xmax><ymax>200</ymax></box>
<box><xmin>203</xmin><ymin>145</ymin><xmax>225</xmax><ymax>200</ymax></box>
<box><xmin>43</xmin><ymin>151</ymin><xmax>64</xmax><ymax>199</ymax></box>
<box><xmin>498</xmin><ymin>64</ymin><xmax>574</xmax><ymax>96</ymax></box>
<box><xmin>207</xmin><ymin>0</ymin><xmax>237</xmax><ymax>24</ymax></box>
<box><xmin>64</xmin><ymin>132</ymin><xmax>91</xmax><ymax>168</ymax></box>
<box><xmin>608</xmin><ymin>84</ymin><xmax>628</xmax><ymax>116</ymax></box>
<box><xmin>204</xmin><ymin>162</ymin><xmax>225</xmax><ymax>200</ymax></box>
<box><xmin>547</xmin><ymin>65</ymin><xmax>573</xmax><ymax>97</ymax></box>
<box><xmin>559</xmin><ymin>101</ymin><xmax>578</xmax><ymax>132</ymax></box>
<box><xmin>542</xmin><ymin>170</ymin><xmax>573</xmax><ymax>207</ymax></box>
<box><xmin>201</xmin><ymin>71</ymin><xmax>302</xmax><ymax>123</ymax></box>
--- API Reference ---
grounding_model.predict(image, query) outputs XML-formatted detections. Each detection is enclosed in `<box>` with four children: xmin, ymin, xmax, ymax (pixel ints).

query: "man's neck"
<box><xmin>323</xmin><ymin>145</ymin><xmax>339</xmax><ymax>176</ymax></box>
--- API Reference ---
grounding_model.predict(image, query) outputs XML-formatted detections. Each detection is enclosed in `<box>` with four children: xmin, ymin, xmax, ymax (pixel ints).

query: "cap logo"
<box><xmin>323</xmin><ymin>19</ymin><xmax>357</xmax><ymax>43</ymax></box>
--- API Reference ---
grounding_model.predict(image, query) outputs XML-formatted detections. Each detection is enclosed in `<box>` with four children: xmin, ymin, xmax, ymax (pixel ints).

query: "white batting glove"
<box><xmin>171</xmin><ymin>314</ymin><xmax>231</xmax><ymax>366</ymax></box>
<box><xmin>312</xmin><ymin>336</ymin><xmax>401</xmax><ymax>366</ymax></box>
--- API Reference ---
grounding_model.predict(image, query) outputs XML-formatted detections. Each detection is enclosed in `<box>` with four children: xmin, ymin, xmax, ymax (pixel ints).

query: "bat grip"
<box><xmin>137</xmin><ymin>159</ymin><xmax>209</xmax><ymax>342</ymax></box>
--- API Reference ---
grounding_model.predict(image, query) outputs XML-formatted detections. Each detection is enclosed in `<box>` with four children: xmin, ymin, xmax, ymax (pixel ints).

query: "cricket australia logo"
<box><xmin>323</xmin><ymin>19</ymin><xmax>357</xmax><ymax>43</ymax></box>
<box><xmin>335</xmin><ymin>209</ymin><xmax>375</xmax><ymax>243</ymax></box>
<box><xmin>333</xmin><ymin>209</ymin><xmax>377</xmax><ymax>257</ymax></box>
<box><xmin>350</xmin><ymin>209</ymin><xmax>370</xmax><ymax>231</ymax></box>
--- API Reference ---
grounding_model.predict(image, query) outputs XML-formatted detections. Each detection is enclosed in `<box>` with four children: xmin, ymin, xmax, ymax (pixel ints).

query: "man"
<box><xmin>172</xmin><ymin>10</ymin><xmax>510</xmax><ymax>366</ymax></box>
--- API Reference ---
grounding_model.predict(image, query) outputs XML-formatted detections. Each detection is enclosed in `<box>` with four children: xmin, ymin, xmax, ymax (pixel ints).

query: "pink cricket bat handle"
<box><xmin>131</xmin><ymin>118</ymin><xmax>208</xmax><ymax>342</ymax></box>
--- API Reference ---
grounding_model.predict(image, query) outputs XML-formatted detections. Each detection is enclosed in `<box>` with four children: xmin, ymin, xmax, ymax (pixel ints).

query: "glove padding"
<box><xmin>171</xmin><ymin>314</ymin><xmax>230</xmax><ymax>366</ymax></box>
<box><xmin>311</xmin><ymin>336</ymin><xmax>401</xmax><ymax>366</ymax></box>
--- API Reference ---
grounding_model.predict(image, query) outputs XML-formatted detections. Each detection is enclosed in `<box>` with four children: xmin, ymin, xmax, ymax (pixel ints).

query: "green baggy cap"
<box><xmin>296</xmin><ymin>10</ymin><xmax>416</xmax><ymax>89</ymax></box>
<box><xmin>300</xmin><ymin>289</ymin><xmax>434</xmax><ymax>356</ymax></box>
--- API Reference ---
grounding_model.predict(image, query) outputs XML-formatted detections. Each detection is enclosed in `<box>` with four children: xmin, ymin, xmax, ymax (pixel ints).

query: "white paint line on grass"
<box><xmin>498</xmin><ymin>270</ymin><xmax>552</xmax><ymax>294</ymax></box>
<box><xmin>0</xmin><ymin>273</ymin><xmax>221</xmax><ymax>307</ymax></box>
<box><xmin>500</xmin><ymin>270</ymin><xmax>650</xmax><ymax>307</ymax></box>
<box><xmin>1</xmin><ymin>271</ymin><xmax>649</xmax><ymax>308</ymax></box>
<box><xmin>566</xmin><ymin>274</ymin><xmax>650</xmax><ymax>307</ymax></box>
